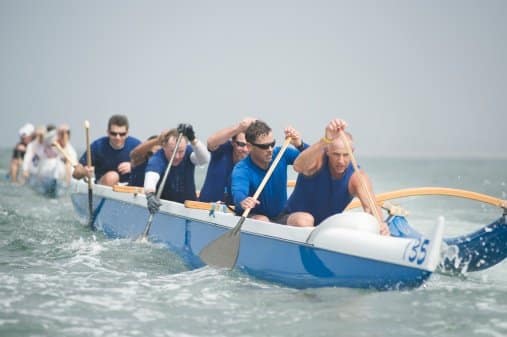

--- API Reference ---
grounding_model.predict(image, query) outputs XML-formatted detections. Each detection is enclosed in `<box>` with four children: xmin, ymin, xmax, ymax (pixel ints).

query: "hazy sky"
<box><xmin>1</xmin><ymin>0</ymin><xmax>506</xmax><ymax>157</ymax></box>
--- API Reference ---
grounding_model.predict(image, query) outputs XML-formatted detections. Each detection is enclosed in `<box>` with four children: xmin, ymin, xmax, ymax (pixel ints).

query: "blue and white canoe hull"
<box><xmin>389</xmin><ymin>215</ymin><xmax>507</xmax><ymax>274</ymax></box>
<box><xmin>70</xmin><ymin>181</ymin><xmax>444</xmax><ymax>290</ymax></box>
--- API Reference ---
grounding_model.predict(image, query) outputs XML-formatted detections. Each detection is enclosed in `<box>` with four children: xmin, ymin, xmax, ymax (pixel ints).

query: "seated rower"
<box><xmin>199</xmin><ymin>117</ymin><xmax>255</xmax><ymax>203</ymax></box>
<box><xmin>9</xmin><ymin>123</ymin><xmax>34</xmax><ymax>183</ymax></box>
<box><xmin>22</xmin><ymin>125</ymin><xmax>48</xmax><ymax>183</ymax></box>
<box><xmin>144</xmin><ymin>124</ymin><xmax>210</xmax><ymax>214</ymax></box>
<box><xmin>283</xmin><ymin>118</ymin><xmax>390</xmax><ymax>235</ymax></box>
<box><xmin>72</xmin><ymin>115</ymin><xmax>141</xmax><ymax>186</ymax></box>
<box><xmin>231</xmin><ymin>120</ymin><xmax>307</xmax><ymax>223</ymax></box>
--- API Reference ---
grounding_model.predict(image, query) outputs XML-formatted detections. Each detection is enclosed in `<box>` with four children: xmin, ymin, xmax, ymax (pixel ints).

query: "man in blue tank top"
<box><xmin>284</xmin><ymin>119</ymin><xmax>390</xmax><ymax>235</ymax></box>
<box><xmin>231</xmin><ymin>120</ymin><xmax>308</xmax><ymax>222</ymax></box>
<box><xmin>143</xmin><ymin>125</ymin><xmax>210</xmax><ymax>212</ymax></box>
<box><xmin>72</xmin><ymin>115</ymin><xmax>141</xmax><ymax>186</ymax></box>
<box><xmin>199</xmin><ymin>117</ymin><xmax>255</xmax><ymax>203</ymax></box>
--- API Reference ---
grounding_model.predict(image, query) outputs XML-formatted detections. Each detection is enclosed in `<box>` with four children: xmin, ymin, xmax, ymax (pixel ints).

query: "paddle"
<box><xmin>84</xmin><ymin>120</ymin><xmax>94</xmax><ymax>229</ymax></box>
<box><xmin>339</xmin><ymin>130</ymin><xmax>384</xmax><ymax>228</ymax></box>
<box><xmin>199</xmin><ymin>137</ymin><xmax>292</xmax><ymax>269</ymax></box>
<box><xmin>52</xmin><ymin>141</ymin><xmax>78</xmax><ymax>166</ymax></box>
<box><xmin>52</xmin><ymin>140</ymin><xmax>77</xmax><ymax>186</ymax></box>
<box><xmin>138</xmin><ymin>132</ymin><xmax>184</xmax><ymax>241</ymax></box>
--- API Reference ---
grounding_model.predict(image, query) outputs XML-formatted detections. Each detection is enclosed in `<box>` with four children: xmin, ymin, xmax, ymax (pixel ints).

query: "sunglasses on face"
<box><xmin>109</xmin><ymin>131</ymin><xmax>127</xmax><ymax>137</ymax></box>
<box><xmin>234</xmin><ymin>140</ymin><xmax>247</xmax><ymax>147</ymax></box>
<box><xmin>251</xmin><ymin>140</ymin><xmax>276</xmax><ymax>150</ymax></box>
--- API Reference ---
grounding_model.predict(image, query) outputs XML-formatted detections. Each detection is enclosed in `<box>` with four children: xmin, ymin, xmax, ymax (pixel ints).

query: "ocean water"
<box><xmin>1</xmin><ymin>148</ymin><xmax>506</xmax><ymax>337</ymax></box>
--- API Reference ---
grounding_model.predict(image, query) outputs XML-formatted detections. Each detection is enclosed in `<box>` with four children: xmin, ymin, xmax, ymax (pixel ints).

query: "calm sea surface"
<box><xmin>1</xmin><ymin>148</ymin><xmax>506</xmax><ymax>337</ymax></box>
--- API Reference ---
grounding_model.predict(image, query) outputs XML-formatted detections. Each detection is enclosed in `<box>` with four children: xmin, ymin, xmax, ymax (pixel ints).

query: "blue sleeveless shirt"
<box><xmin>199</xmin><ymin>141</ymin><xmax>234</xmax><ymax>202</ymax></box>
<box><xmin>285</xmin><ymin>158</ymin><xmax>355</xmax><ymax>225</ymax></box>
<box><xmin>145</xmin><ymin>146</ymin><xmax>197</xmax><ymax>203</ymax></box>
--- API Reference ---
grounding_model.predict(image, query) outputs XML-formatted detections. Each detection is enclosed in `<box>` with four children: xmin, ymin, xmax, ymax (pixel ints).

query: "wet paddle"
<box><xmin>340</xmin><ymin>130</ymin><xmax>383</xmax><ymax>227</ymax></box>
<box><xmin>84</xmin><ymin>120</ymin><xmax>94</xmax><ymax>229</ymax></box>
<box><xmin>199</xmin><ymin>137</ymin><xmax>292</xmax><ymax>269</ymax></box>
<box><xmin>139</xmin><ymin>132</ymin><xmax>184</xmax><ymax>242</ymax></box>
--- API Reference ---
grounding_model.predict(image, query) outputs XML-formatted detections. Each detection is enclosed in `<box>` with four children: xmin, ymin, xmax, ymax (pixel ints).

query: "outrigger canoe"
<box><xmin>353</xmin><ymin>187</ymin><xmax>507</xmax><ymax>275</ymax></box>
<box><xmin>70</xmin><ymin>180</ymin><xmax>444</xmax><ymax>290</ymax></box>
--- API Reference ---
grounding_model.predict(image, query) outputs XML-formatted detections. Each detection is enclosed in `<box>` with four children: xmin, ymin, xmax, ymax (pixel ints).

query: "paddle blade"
<box><xmin>199</xmin><ymin>217</ymin><xmax>244</xmax><ymax>268</ymax></box>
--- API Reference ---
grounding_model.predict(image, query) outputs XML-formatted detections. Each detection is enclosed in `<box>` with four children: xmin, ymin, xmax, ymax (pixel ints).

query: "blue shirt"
<box><xmin>199</xmin><ymin>141</ymin><xmax>235</xmax><ymax>203</ymax></box>
<box><xmin>145</xmin><ymin>146</ymin><xmax>197</xmax><ymax>203</ymax></box>
<box><xmin>231</xmin><ymin>146</ymin><xmax>303</xmax><ymax>218</ymax></box>
<box><xmin>285</xmin><ymin>158</ymin><xmax>355</xmax><ymax>225</ymax></box>
<box><xmin>79</xmin><ymin>136</ymin><xmax>141</xmax><ymax>183</ymax></box>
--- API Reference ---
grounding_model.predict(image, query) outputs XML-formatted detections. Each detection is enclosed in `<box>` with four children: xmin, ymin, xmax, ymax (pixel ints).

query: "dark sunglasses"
<box><xmin>109</xmin><ymin>131</ymin><xmax>127</xmax><ymax>137</ymax></box>
<box><xmin>234</xmin><ymin>140</ymin><xmax>247</xmax><ymax>147</ymax></box>
<box><xmin>251</xmin><ymin>140</ymin><xmax>276</xmax><ymax>150</ymax></box>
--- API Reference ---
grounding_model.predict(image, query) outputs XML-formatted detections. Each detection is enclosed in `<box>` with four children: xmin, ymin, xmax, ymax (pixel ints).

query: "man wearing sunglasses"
<box><xmin>199</xmin><ymin>117</ymin><xmax>255</xmax><ymax>203</ymax></box>
<box><xmin>230</xmin><ymin>120</ymin><xmax>308</xmax><ymax>223</ymax></box>
<box><xmin>283</xmin><ymin>119</ymin><xmax>390</xmax><ymax>235</ymax></box>
<box><xmin>73</xmin><ymin>115</ymin><xmax>141</xmax><ymax>186</ymax></box>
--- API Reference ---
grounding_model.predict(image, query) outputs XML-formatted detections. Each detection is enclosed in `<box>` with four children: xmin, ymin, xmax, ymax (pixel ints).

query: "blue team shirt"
<box><xmin>231</xmin><ymin>146</ymin><xmax>303</xmax><ymax>218</ymax></box>
<box><xmin>199</xmin><ymin>141</ymin><xmax>235</xmax><ymax>203</ymax></box>
<box><xmin>285</xmin><ymin>158</ymin><xmax>355</xmax><ymax>225</ymax></box>
<box><xmin>145</xmin><ymin>146</ymin><xmax>197</xmax><ymax>203</ymax></box>
<box><xmin>79</xmin><ymin>136</ymin><xmax>141</xmax><ymax>183</ymax></box>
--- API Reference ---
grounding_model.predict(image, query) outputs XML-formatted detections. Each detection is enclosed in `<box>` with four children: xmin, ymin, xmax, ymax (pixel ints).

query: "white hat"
<box><xmin>18</xmin><ymin>123</ymin><xmax>35</xmax><ymax>137</ymax></box>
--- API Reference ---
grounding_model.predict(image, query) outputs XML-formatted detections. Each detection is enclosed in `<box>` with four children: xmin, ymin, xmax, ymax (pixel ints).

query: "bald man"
<box><xmin>284</xmin><ymin>118</ymin><xmax>389</xmax><ymax>235</ymax></box>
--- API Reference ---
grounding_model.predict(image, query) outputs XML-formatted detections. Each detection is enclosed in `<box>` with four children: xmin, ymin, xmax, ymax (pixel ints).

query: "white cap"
<box><xmin>18</xmin><ymin>123</ymin><xmax>35</xmax><ymax>137</ymax></box>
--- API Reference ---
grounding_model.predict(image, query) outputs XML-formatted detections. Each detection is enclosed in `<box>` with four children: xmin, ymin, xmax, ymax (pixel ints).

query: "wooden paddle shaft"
<box><xmin>84</xmin><ymin>120</ymin><xmax>93</xmax><ymax>188</ymax></box>
<box><xmin>52</xmin><ymin>141</ymin><xmax>78</xmax><ymax>166</ymax></box>
<box><xmin>156</xmin><ymin>133</ymin><xmax>183</xmax><ymax>199</ymax></box>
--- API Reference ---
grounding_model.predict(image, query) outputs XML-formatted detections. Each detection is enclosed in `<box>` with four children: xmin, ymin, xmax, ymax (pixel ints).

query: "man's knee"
<box><xmin>99</xmin><ymin>171</ymin><xmax>120</xmax><ymax>186</ymax></box>
<box><xmin>287</xmin><ymin>212</ymin><xmax>314</xmax><ymax>227</ymax></box>
<box><xmin>251</xmin><ymin>214</ymin><xmax>270</xmax><ymax>222</ymax></box>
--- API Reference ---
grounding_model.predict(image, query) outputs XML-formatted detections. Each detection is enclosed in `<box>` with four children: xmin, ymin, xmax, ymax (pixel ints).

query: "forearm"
<box><xmin>231</xmin><ymin>170</ymin><xmax>250</xmax><ymax>212</ymax></box>
<box><xmin>292</xmin><ymin>140</ymin><xmax>326</xmax><ymax>175</ymax></box>
<box><xmin>9</xmin><ymin>159</ymin><xmax>19</xmax><ymax>182</ymax></box>
<box><xmin>353</xmin><ymin>173</ymin><xmax>384</xmax><ymax>221</ymax></box>
<box><xmin>144</xmin><ymin>171</ymin><xmax>161</xmax><ymax>193</ymax></box>
<box><xmin>190</xmin><ymin>140</ymin><xmax>210</xmax><ymax>166</ymax></box>
<box><xmin>207</xmin><ymin>124</ymin><xmax>242</xmax><ymax>151</ymax></box>
<box><xmin>130</xmin><ymin>139</ymin><xmax>159</xmax><ymax>167</ymax></box>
